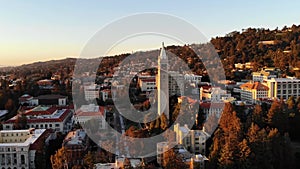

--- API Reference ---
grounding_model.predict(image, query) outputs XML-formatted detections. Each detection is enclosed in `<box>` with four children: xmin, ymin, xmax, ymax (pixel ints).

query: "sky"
<box><xmin>0</xmin><ymin>0</ymin><xmax>300</xmax><ymax>66</ymax></box>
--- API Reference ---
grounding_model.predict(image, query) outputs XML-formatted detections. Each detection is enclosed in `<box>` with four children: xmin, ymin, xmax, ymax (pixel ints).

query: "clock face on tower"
<box><xmin>161</xmin><ymin>63</ymin><xmax>167</xmax><ymax>70</ymax></box>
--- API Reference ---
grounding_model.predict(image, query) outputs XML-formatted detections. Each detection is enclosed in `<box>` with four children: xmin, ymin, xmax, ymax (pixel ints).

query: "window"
<box><xmin>21</xmin><ymin>155</ymin><xmax>25</xmax><ymax>164</ymax></box>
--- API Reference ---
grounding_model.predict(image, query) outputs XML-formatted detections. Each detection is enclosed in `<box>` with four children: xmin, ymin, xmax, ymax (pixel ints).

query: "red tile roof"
<box><xmin>200</xmin><ymin>102</ymin><xmax>225</xmax><ymax>109</ymax></box>
<box><xmin>75</xmin><ymin>106</ymin><xmax>105</xmax><ymax>117</ymax></box>
<box><xmin>25</xmin><ymin>106</ymin><xmax>57</xmax><ymax>116</ymax></box>
<box><xmin>4</xmin><ymin>108</ymin><xmax>72</xmax><ymax>124</ymax></box>
<box><xmin>240</xmin><ymin>82</ymin><xmax>269</xmax><ymax>91</ymax></box>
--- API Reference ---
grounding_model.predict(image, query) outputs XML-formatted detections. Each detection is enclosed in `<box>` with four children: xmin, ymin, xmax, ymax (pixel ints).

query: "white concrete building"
<box><xmin>189</xmin><ymin>154</ymin><xmax>208</xmax><ymax>169</ymax></box>
<box><xmin>84</xmin><ymin>84</ymin><xmax>100</xmax><ymax>101</ymax></box>
<box><xmin>138</xmin><ymin>76</ymin><xmax>156</xmax><ymax>92</ymax></box>
<box><xmin>265</xmin><ymin>77</ymin><xmax>300</xmax><ymax>100</ymax></box>
<box><xmin>156</xmin><ymin>142</ymin><xmax>177</xmax><ymax>166</ymax></box>
<box><xmin>74</xmin><ymin>104</ymin><xmax>107</xmax><ymax>129</ymax></box>
<box><xmin>252</xmin><ymin>69</ymin><xmax>278</xmax><ymax>82</ymax></box>
<box><xmin>200</xmin><ymin>87</ymin><xmax>233</xmax><ymax>102</ymax></box>
<box><xmin>240</xmin><ymin>81</ymin><xmax>269</xmax><ymax>103</ymax></box>
<box><xmin>3</xmin><ymin>106</ymin><xmax>73</xmax><ymax>133</ymax></box>
<box><xmin>100</xmin><ymin>89</ymin><xmax>110</xmax><ymax>101</ymax></box>
<box><xmin>0</xmin><ymin>129</ymin><xmax>49</xmax><ymax>169</ymax></box>
<box><xmin>174</xmin><ymin>123</ymin><xmax>210</xmax><ymax>155</ymax></box>
<box><xmin>184</xmin><ymin>74</ymin><xmax>202</xmax><ymax>85</ymax></box>
<box><xmin>168</xmin><ymin>71</ymin><xmax>184</xmax><ymax>96</ymax></box>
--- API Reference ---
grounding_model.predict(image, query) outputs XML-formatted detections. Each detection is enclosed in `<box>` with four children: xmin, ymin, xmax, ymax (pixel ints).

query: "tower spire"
<box><xmin>159</xmin><ymin>42</ymin><xmax>167</xmax><ymax>59</ymax></box>
<box><xmin>157</xmin><ymin>42</ymin><xmax>169</xmax><ymax>121</ymax></box>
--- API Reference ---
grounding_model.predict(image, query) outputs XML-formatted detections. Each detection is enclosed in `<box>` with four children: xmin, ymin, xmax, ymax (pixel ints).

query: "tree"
<box><xmin>4</xmin><ymin>98</ymin><xmax>14</xmax><ymax>112</ymax></box>
<box><xmin>14</xmin><ymin>113</ymin><xmax>27</xmax><ymax>129</ymax></box>
<box><xmin>252</xmin><ymin>104</ymin><xmax>264</xmax><ymax>128</ymax></box>
<box><xmin>267</xmin><ymin>100</ymin><xmax>288</xmax><ymax>133</ymax></box>
<box><xmin>287</xmin><ymin>96</ymin><xmax>295</xmax><ymax>110</ymax></box>
<box><xmin>160</xmin><ymin>113</ymin><xmax>168</xmax><ymax>130</ymax></box>
<box><xmin>247</xmin><ymin>123</ymin><xmax>261</xmax><ymax>143</ymax></box>
<box><xmin>163</xmin><ymin>149</ymin><xmax>188</xmax><ymax>169</ymax></box>
<box><xmin>83</xmin><ymin>151</ymin><xmax>94</xmax><ymax>169</ymax></box>
<box><xmin>122</xmin><ymin>158</ymin><xmax>133</xmax><ymax>169</ymax></box>
<box><xmin>50</xmin><ymin>147</ymin><xmax>68</xmax><ymax>169</ymax></box>
<box><xmin>237</xmin><ymin>139</ymin><xmax>251</xmax><ymax>168</ymax></box>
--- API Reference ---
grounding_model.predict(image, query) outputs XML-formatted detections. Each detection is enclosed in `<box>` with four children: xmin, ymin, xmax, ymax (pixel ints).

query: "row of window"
<box><xmin>277</xmin><ymin>84</ymin><xmax>300</xmax><ymax>89</ymax></box>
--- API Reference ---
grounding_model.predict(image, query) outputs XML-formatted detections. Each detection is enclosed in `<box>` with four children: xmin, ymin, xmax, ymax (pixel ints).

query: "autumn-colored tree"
<box><xmin>83</xmin><ymin>151</ymin><xmax>94</xmax><ymax>169</ymax></box>
<box><xmin>4</xmin><ymin>98</ymin><xmax>14</xmax><ymax>111</ymax></box>
<box><xmin>50</xmin><ymin>147</ymin><xmax>68</xmax><ymax>169</ymax></box>
<box><xmin>251</xmin><ymin>104</ymin><xmax>265</xmax><ymax>128</ymax></box>
<box><xmin>122</xmin><ymin>158</ymin><xmax>133</xmax><ymax>169</ymax></box>
<box><xmin>267</xmin><ymin>100</ymin><xmax>288</xmax><ymax>133</ymax></box>
<box><xmin>13</xmin><ymin>113</ymin><xmax>27</xmax><ymax>129</ymax></box>
<box><xmin>163</xmin><ymin>148</ymin><xmax>188</xmax><ymax>169</ymax></box>
<box><xmin>160</xmin><ymin>113</ymin><xmax>168</xmax><ymax>130</ymax></box>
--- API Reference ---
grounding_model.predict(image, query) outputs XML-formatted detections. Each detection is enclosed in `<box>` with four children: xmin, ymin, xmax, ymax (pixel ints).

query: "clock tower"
<box><xmin>157</xmin><ymin>42</ymin><xmax>169</xmax><ymax>120</ymax></box>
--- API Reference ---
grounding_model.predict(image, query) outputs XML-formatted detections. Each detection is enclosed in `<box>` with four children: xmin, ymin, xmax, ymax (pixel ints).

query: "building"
<box><xmin>189</xmin><ymin>154</ymin><xmax>208</xmax><ymax>169</ymax></box>
<box><xmin>33</xmin><ymin>94</ymin><xmax>68</xmax><ymax>106</ymax></box>
<box><xmin>157</xmin><ymin>43</ymin><xmax>170</xmax><ymax>120</ymax></box>
<box><xmin>19</xmin><ymin>94</ymin><xmax>34</xmax><ymax>106</ymax></box>
<box><xmin>138</xmin><ymin>76</ymin><xmax>156</xmax><ymax>92</ymax></box>
<box><xmin>74</xmin><ymin>104</ymin><xmax>107</xmax><ymax>129</ymax></box>
<box><xmin>200</xmin><ymin>102</ymin><xmax>225</xmax><ymax>118</ymax></box>
<box><xmin>240</xmin><ymin>81</ymin><xmax>269</xmax><ymax>103</ymax></box>
<box><xmin>37</xmin><ymin>79</ymin><xmax>53</xmax><ymax>90</ymax></box>
<box><xmin>0</xmin><ymin>110</ymin><xmax>8</xmax><ymax>121</ymax></box>
<box><xmin>100</xmin><ymin>89</ymin><xmax>111</xmax><ymax>102</ymax></box>
<box><xmin>19</xmin><ymin>94</ymin><xmax>68</xmax><ymax>106</ymax></box>
<box><xmin>184</xmin><ymin>74</ymin><xmax>202</xmax><ymax>85</ymax></box>
<box><xmin>174</xmin><ymin>123</ymin><xmax>210</xmax><ymax>155</ymax></box>
<box><xmin>63</xmin><ymin>129</ymin><xmax>88</xmax><ymax>167</ymax></box>
<box><xmin>252</xmin><ymin>68</ymin><xmax>278</xmax><ymax>82</ymax></box>
<box><xmin>200</xmin><ymin>86</ymin><xmax>233</xmax><ymax>102</ymax></box>
<box><xmin>168</xmin><ymin>71</ymin><xmax>184</xmax><ymax>96</ymax></box>
<box><xmin>265</xmin><ymin>77</ymin><xmax>300</xmax><ymax>100</ymax></box>
<box><xmin>157</xmin><ymin>142</ymin><xmax>177</xmax><ymax>166</ymax></box>
<box><xmin>157</xmin><ymin>142</ymin><xmax>208</xmax><ymax>168</ymax></box>
<box><xmin>84</xmin><ymin>84</ymin><xmax>100</xmax><ymax>101</ymax></box>
<box><xmin>0</xmin><ymin>129</ymin><xmax>50</xmax><ymax>169</ymax></box>
<box><xmin>3</xmin><ymin>105</ymin><xmax>73</xmax><ymax>133</ymax></box>
<box><xmin>95</xmin><ymin>157</ymin><xmax>142</xmax><ymax>169</ymax></box>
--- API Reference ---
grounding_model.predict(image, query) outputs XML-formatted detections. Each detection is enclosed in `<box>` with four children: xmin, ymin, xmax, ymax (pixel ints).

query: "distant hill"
<box><xmin>2</xmin><ymin>24</ymin><xmax>300</xmax><ymax>80</ymax></box>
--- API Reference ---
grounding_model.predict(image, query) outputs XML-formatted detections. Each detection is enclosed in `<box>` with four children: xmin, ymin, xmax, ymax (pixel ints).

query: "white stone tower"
<box><xmin>157</xmin><ymin>42</ymin><xmax>169</xmax><ymax>120</ymax></box>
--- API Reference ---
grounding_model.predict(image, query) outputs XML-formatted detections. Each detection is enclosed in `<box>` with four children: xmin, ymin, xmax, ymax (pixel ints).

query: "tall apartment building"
<box><xmin>184</xmin><ymin>74</ymin><xmax>202</xmax><ymax>85</ymax></box>
<box><xmin>84</xmin><ymin>84</ymin><xmax>100</xmax><ymax>101</ymax></box>
<box><xmin>265</xmin><ymin>77</ymin><xmax>300</xmax><ymax>100</ymax></box>
<box><xmin>174</xmin><ymin>123</ymin><xmax>210</xmax><ymax>155</ymax></box>
<box><xmin>0</xmin><ymin>129</ymin><xmax>49</xmax><ymax>169</ymax></box>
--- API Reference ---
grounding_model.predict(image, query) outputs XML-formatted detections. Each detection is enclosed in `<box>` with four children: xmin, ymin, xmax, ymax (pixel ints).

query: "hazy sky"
<box><xmin>1</xmin><ymin>0</ymin><xmax>300</xmax><ymax>66</ymax></box>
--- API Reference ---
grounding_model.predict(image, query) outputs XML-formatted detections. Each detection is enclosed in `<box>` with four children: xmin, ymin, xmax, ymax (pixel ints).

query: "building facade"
<box><xmin>138</xmin><ymin>76</ymin><xmax>156</xmax><ymax>92</ymax></box>
<box><xmin>174</xmin><ymin>123</ymin><xmax>210</xmax><ymax>155</ymax></box>
<box><xmin>240</xmin><ymin>81</ymin><xmax>269</xmax><ymax>103</ymax></box>
<box><xmin>0</xmin><ymin>129</ymin><xmax>49</xmax><ymax>169</ymax></box>
<box><xmin>74</xmin><ymin>104</ymin><xmax>107</xmax><ymax>130</ymax></box>
<box><xmin>265</xmin><ymin>77</ymin><xmax>300</xmax><ymax>100</ymax></box>
<box><xmin>84</xmin><ymin>84</ymin><xmax>100</xmax><ymax>101</ymax></box>
<box><xmin>3</xmin><ymin>105</ymin><xmax>73</xmax><ymax>133</ymax></box>
<box><xmin>63</xmin><ymin>129</ymin><xmax>88</xmax><ymax>167</ymax></box>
